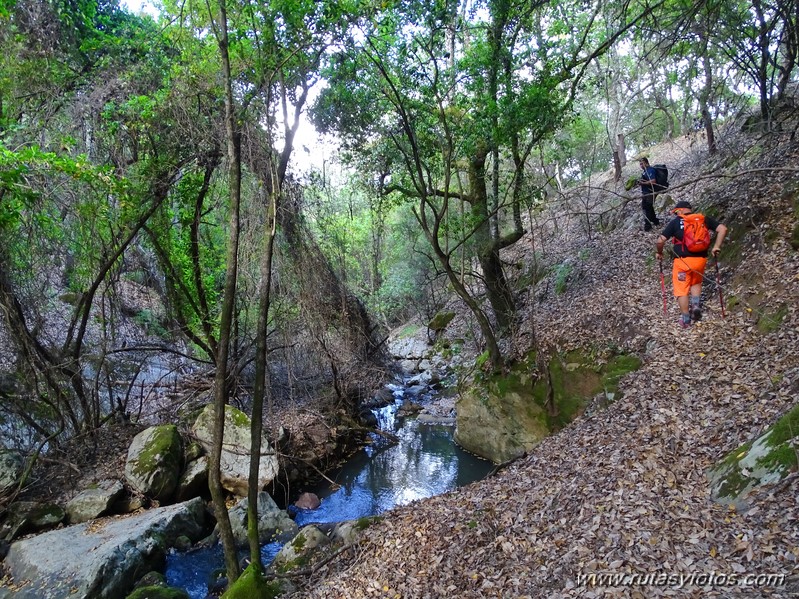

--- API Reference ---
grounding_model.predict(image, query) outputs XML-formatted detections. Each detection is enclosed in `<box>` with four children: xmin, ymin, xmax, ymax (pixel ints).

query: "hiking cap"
<box><xmin>672</xmin><ymin>200</ymin><xmax>692</xmax><ymax>213</ymax></box>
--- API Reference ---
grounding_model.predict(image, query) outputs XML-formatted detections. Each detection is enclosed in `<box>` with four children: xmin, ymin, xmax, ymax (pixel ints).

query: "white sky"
<box><xmin>119</xmin><ymin>0</ymin><xmax>332</xmax><ymax>176</ymax></box>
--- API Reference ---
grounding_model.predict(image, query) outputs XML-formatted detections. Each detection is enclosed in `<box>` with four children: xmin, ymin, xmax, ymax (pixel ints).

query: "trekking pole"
<box><xmin>659</xmin><ymin>258</ymin><xmax>667</xmax><ymax>316</ymax></box>
<box><xmin>714</xmin><ymin>257</ymin><xmax>726</xmax><ymax>318</ymax></box>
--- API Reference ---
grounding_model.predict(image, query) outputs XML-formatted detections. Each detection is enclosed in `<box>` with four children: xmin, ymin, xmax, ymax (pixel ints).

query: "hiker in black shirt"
<box><xmin>656</xmin><ymin>201</ymin><xmax>728</xmax><ymax>328</ymax></box>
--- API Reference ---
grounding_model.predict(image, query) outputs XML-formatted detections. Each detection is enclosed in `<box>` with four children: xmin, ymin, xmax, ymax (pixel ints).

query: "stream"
<box><xmin>164</xmin><ymin>379</ymin><xmax>493</xmax><ymax>598</ymax></box>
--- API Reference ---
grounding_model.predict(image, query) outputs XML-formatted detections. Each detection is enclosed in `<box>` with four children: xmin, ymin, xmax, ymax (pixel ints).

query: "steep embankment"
<box><xmin>289</xmin><ymin>124</ymin><xmax>799</xmax><ymax>597</ymax></box>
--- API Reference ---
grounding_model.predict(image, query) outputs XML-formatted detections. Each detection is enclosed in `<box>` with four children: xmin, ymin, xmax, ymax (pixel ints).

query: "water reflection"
<box><xmin>165</xmin><ymin>542</ymin><xmax>282</xmax><ymax>598</ymax></box>
<box><xmin>293</xmin><ymin>402</ymin><xmax>493</xmax><ymax>526</ymax></box>
<box><xmin>165</xmin><ymin>381</ymin><xmax>493</xmax><ymax>599</ymax></box>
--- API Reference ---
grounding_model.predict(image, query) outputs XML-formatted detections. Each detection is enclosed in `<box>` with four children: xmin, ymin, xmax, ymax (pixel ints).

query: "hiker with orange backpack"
<box><xmin>655</xmin><ymin>200</ymin><xmax>728</xmax><ymax>328</ymax></box>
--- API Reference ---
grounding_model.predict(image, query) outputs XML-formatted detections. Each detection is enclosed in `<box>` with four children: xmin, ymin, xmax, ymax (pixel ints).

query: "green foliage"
<box><xmin>553</xmin><ymin>262</ymin><xmax>573</xmax><ymax>295</ymax></box>
<box><xmin>0</xmin><ymin>144</ymin><xmax>132</xmax><ymax>295</ymax></box>
<box><xmin>133</xmin><ymin>309</ymin><xmax>169</xmax><ymax>338</ymax></box>
<box><xmin>757</xmin><ymin>305</ymin><xmax>788</xmax><ymax>334</ymax></box>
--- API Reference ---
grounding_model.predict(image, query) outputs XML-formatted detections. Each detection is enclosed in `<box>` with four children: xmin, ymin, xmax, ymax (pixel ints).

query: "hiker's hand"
<box><xmin>712</xmin><ymin>246</ymin><xmax>721</xmax><ymax>257</ymax></box>
<box><xmin>656</xmin><ymin>252</ymin><xmax>663</xmax><ymax>261</ymax></box>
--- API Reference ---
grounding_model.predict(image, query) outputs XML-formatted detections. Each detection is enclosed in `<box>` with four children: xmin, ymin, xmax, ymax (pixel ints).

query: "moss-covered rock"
<box><xmin>427</xmin><ymin>311</ymin><xmax>456</xmax><ymax>332</ymax></box>
<box><xmin>134</xmin><ymin>571</ymin><xmax>167</xmax><ymax>588</ymax></box>
<box><xmin>221</xmin><ymin>564</ymin><xmax>283</xmax><ymax>599</ymax></box>
<box><xmin>125</xmin><ymin>585</ymin><xmax>190</xmax><ymax>599</ymax></box>
<box><xmin>273</xmin><ymin>525</ymin><xmax>330</xmax><ymax>572</ymax></box>
<box><xmin>125</xmin><ymin>425</ymin><xmax>183</xmax><ymax>502</ymax></box>
<box><xmin>455</xmin><ymin>349</ymin><xmax>641</xmax><ymax>463</ymax></box>
<box><xmin>708</xmin><ymin>403</ymin><xmax>799</xmax><ymax>506</ymax></box>
<box><xmin>3</xmin><ymin>501</ymin><xmax>65</xmax><ymax>539</ymax></box>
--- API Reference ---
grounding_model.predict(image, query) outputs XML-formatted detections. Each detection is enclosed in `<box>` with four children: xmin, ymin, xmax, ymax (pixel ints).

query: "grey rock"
<box><xmin>228</xmin><ymin>491</ymin><xmax>298</xmax><ymax>545</ymax></box>
<box><xmin>2</xmin><ymin>497</ymin><xmax>207</xmax><ymax>599</ymax></box>
<box><xmin>65</xmin><ymin>479</ymin><xmax>124</xmax><ymax>524</ymax></box>
<box><xmin>184</xmin><ymin>441</ymin><xmax>204</xmax><ymax>463</ymax></box>
<box><xmin>399</xmin><ymin>359</ymin><xmax>419</xmax><ymax>373</ymax></box>
<box><xmin>331</xmin><ymin>518</ymin><xmax>377</xmax><ymax>546</ymax></box>
<box><xmin>709</xmin><ymin>407</ymin><xmax>799</xmax><ymax>507</ymax></box>
<box><xmin>388</xmin><ymin>336</ymin><xmax>430</xmax><ymax>360</ymax></box>
<box><xmin>175</xmin><ymin>456</ymin><xmax>208</xmax><ymax>502</ymax></box>
<box><xmin>2</xmin><ymin>501</ymin><xmax>65</xmax><ymax>540</ymax></box>
<box><xmin>191</xmin><ymin>405</ymin><xmax>279</xmax><ymax>497</ymax></box>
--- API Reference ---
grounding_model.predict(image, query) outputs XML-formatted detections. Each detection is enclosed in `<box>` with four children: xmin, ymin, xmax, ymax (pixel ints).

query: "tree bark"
<box><xmin>209</xmin><ymin>0</ymin><xmax>241</xmax><ymax>583</ymax></box>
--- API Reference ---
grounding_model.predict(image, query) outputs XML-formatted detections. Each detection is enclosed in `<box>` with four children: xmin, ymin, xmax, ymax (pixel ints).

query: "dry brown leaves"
<box><xmin>287</xmin><ymin>128</ymin><xmax>799</xmax><ymax>597</ymax></box>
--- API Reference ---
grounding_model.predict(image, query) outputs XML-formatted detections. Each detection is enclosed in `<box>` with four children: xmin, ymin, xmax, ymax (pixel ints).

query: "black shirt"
<box><xmin>661</xmin><ymin>213</ymin><xmax>720</xmax><ymax>258</ymax></box>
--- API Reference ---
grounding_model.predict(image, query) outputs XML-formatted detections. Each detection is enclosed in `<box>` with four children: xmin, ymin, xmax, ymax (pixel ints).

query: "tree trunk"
<box><xmin>469</xmin><ymin>147</ymin><xmax>516</xmax><ymax>333</ymax></box>
<box><xmin>248</xmin><ymin>185</ymin><xmax>278</xmax><ymax>567</ymax></box>
<box><xmin>209</xmin><ymin>0</ymin><xmax>241</xmax><ymax>583</ymax></box>
<box><xmin>612</xmin><ymin>149</ymin><xmax>622</xmax><ymax>182</ymax></box>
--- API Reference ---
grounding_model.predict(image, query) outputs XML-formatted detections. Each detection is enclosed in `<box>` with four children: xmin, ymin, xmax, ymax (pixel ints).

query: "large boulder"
<box><xmin>0</xmin><ymin>497</ymin><xmax>207</xmax><ymax>599</ymax></box>
<box><xmin>125</xmin><ymin>425</ymin><xmax>184</xmax><ymax>502</ymax></box>
<box><xmin>191</xmin><ymin>405</ymin><xmax>279</xmax><ymax>496</ymax></box>
<box><xmin>228</xmin><ymin>491</ymin><xmax>298</xmax><ymax>545</ymax></box>
<box><xmin>66</xmin><ymin>479</ymin><xmax>125</xmax><ymax>524</ymax></box>
<box><xmin>0</xmin><ymin>450</ymin><xmax>23</xmax><ymax>494</ymax></box>
<box><xmin>454</xmin><ymin>374</ymin><xmax>549</xmax><ymax>464</ymax></box>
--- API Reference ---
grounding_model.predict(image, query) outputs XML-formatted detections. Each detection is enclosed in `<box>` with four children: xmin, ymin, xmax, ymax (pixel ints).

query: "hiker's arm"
<box><xmin>655</xmin><ymin>235</ymin><xmax>667</xmax><ymax>260</ymax></box>
<box><xmin>712</xmin><ymin>224</ymin><xmax>728</xmax><ymax>257</ymax></box>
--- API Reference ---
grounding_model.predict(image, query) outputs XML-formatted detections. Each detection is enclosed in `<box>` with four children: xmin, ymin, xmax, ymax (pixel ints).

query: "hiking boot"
<box><xmin>678</xmin><ymin>317</ymin><xmax>692</xmax><ymax>329</ymax></box>
<box><xmin>691</xmin><ymin>307</ymin><xmax>702</xmax><ymax>322</ymax></box>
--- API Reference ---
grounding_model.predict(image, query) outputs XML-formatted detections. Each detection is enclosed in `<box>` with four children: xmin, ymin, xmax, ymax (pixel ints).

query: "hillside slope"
<box><xmin>290</xmin><ymin>119</ymin><xmax>799</xmax><ymax>597</ymax></box>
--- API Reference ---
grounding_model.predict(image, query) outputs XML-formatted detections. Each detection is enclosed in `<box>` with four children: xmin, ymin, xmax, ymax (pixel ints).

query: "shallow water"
<box><xmin>293</xmin><ymin>410</ymin><xmax>493</xmax><ymax>526</ymax></box>
<box><xmin>165</xmin><ymin>542</ymin><xmax>282</xmax><ymax>598</ymax></box>
<box><xmin>165</xmin><ymin>380</ymin><xmax>493</xmax><ymax>598</ymax></box>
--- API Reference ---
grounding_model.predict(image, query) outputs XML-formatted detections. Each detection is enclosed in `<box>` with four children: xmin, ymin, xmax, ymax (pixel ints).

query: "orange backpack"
<box><xmin>679</xmin><ymin>213</ymin><xmax>711</xmax><ymax>253</ymax></box>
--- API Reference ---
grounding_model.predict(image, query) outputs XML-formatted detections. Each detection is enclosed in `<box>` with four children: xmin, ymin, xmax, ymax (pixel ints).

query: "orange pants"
<box><xmin>671</xmin><ymin>256</ymin><xmax>707</xmax><ymax>296</ymax></box>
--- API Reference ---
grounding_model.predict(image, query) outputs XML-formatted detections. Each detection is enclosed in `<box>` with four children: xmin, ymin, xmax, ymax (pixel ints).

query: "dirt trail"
<box><xmin>290</xmin><ymin>127</ymin><xmax>799</xmax><ymax>598</ymax></box>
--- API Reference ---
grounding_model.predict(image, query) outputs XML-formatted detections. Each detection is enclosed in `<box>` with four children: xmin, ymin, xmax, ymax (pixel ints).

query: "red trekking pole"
<box><xmin>659</xmin><ymin>258</ymin><xmax>667</xmax><ymax>316</ymax></box>
<box><xmin>714</xmin><ymin>257</ymin><xmax>726</xmax><ymax>318</ymax></box>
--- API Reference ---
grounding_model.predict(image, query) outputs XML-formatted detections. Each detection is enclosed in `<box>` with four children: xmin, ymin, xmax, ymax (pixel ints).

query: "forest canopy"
<box><xmin>0</xmin><ymin>0</ymin><xmax>795</xmax><ymax>441</ymax></box>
